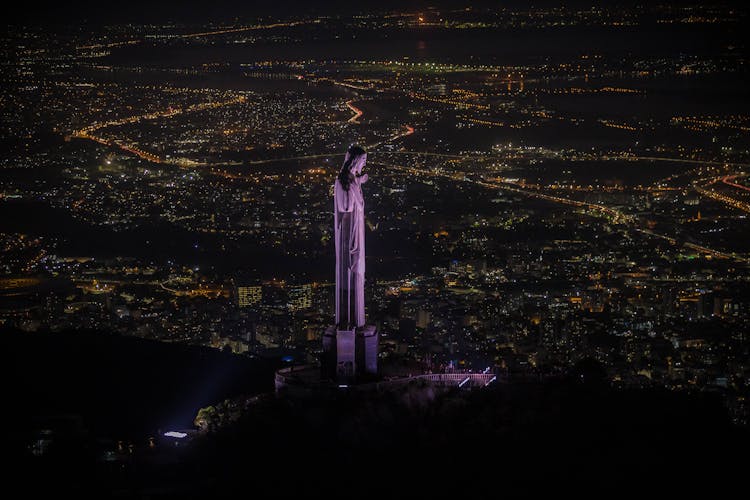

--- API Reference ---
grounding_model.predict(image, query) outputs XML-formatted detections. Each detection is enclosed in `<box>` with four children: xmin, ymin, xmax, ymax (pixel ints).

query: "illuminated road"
<box><xmin>75</xmin><ymin>96</ymin><xmax>246</xmax><ymax>137</ymax></box>
<box><xmin>408</xmin><ymin>92</ymin><xmax>489</xmax><ymax>110</ymax></box>
<box><xmin>160</xmin><ymin>278</ymin><xmax>227</xmax><ymax>297</ymax></box>
<box><xmin>496</xmin><ymin>184</ymin><xmax>747</xmax><ymax>262</ymax></box>
<box><xmin>76</xmin><ymin>40</ymin><xmax>141</xmax><ymax>50</ymax></box>
<box><xmin>694</xmin><ymin>175</ymin><xmax>750</xmax><ymax>213</ymax></box>
<box><xmin>243</xmin><ymin>125</ymin><xmax>416</xmax><ymax>165</ymax></box>
<box><xmin>372</xmin><ymin>159</ymin><xmax>632</xmax><ymax>223</ymax></box>
<box><xmin>722</xmin><ymin>174</ymin><xmax>750</xmax><ymax>193</ymax></box>
<box><xmin>606</xmin><ymin>155</ymin><xmax>750</xmax><ymax>169</ymax></box>
<box><xmin>381</xmin><ymin>150</ymin><xmax>467</xmax><ymax>159</ymax></box>
<box><xmin>146</xmin><ymin>20</ymin><xmax>317</xmax><ymax>39</ymax></box>
<box><xmin>371</xmin><ymin>160</ymin><xmax>749</xmax><ymax>263</ymax></box>
<box><xmin>346</xmin><ymin>100</ymin><xmax>364</xmax><ymax>123</ymax></box>
<box><xmin>366</xmin><ymin>124</ymin><xmax>415</xmax><ymax>149</ymax></box>
<box><xmin>243</xmin><ymin>147</ymin><xmax>458</xmax><ymax>166</ymax></box>
<box><xmin>73</xmin><ymin>96</ymin><xmax>246</xmax><ymax>164</ymax></box>
<box><xmin>78</xmin><ymin>20</ymin><xmax>318</xmax><ymax>51</ymax></box>
<box><xmin>243</xmin><ymin>153</ymin><xmax>347</xmax><ymax>166</ymax></box>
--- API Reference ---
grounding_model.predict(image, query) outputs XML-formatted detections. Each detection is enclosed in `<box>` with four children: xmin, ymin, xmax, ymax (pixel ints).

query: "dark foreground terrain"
<box><xmin>4</xmin><ymin>330</ymin><xmax>746</xmax><ymax>498</ymax></box>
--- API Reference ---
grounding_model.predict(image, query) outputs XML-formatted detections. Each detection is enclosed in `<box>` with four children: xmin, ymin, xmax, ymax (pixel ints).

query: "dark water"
<box><xmin>544</xmin><ymin>74</ymin><xmax>750</xmax><ymax>117</ymax></box>
<box><xmin>109</xmin><ymin>24</ymin><xmax>738</xmax><ymax>66</ymax></box>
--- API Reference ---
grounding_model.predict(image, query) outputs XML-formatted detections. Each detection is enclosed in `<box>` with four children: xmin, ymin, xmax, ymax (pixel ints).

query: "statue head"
<box><xmin>338</xmin><ymin>145</ymin><xmax>367</xmax><ymax>190</ymax></box>
<box><xmin>345</xmin><ymin>145</ymin><xmax>367</xmax><ymax>175</ymax></box>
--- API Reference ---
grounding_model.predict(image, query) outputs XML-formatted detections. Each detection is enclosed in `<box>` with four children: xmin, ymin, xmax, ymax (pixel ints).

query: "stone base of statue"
<box><xmin>322</xmin><ymin>325</ymin><xmax>378</xmax><ymax>383</ymax></box>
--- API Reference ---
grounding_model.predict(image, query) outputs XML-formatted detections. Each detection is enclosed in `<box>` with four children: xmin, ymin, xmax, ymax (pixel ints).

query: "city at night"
<box><xmin>3</xmin><ymin>0</ymin><xmax>749</xmax><ymax>496</ymax></box>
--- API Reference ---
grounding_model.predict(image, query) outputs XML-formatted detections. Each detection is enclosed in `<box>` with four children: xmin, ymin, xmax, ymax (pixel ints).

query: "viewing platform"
<box><xmin>275</xmin><ymin>364</ymin><xmax>497</xmax><ymax>397</ymax></box>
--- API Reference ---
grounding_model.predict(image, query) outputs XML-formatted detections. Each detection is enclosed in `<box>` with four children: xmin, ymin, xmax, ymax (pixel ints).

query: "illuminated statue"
<box><xmin>323</xmin><ymin>145</ymin><xmax>378</xmax><ymax>381</ymax></box>
<box><xmin>334</xmin><ymin>145</ymin><xmax>368</xmax><ymax>329</ymax></box>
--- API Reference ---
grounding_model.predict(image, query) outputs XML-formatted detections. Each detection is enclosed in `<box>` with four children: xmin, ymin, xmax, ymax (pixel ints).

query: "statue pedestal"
<box><xmin>322</xmin><ymin>325</ymin><xmax>378</xmax><ymax>383</ymax></box>
<box><xmin>357</xmin><ymin>325</ymin><xmax>378</xmax><ymax>377</ymax></box>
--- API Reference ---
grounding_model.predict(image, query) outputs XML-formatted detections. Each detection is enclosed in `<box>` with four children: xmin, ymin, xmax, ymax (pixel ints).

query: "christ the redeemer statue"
<box><xmin>323</xmin><ymin>145</ymin><xmax>378</xmax><ymax>381</ymax></box>
<box><xmin>334</xmin><ymin>145</ymin><xmax>368</xmax><ymax>330</ymax></box>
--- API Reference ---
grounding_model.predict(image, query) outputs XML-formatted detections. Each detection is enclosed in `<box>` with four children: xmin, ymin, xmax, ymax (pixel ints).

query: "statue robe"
<box><xmin>334</xmin><ymin>174</ymin><xmax>367</xmax><ymax>329</ymax></box>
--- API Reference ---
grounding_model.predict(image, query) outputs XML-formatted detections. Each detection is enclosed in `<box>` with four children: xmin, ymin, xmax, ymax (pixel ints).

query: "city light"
<box><xmin>3</xmin><ymin>2</ymin><xmax>749</xmax><ymax>495</ymax></box>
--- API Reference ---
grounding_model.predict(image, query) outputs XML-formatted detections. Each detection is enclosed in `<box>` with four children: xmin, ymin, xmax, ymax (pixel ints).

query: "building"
<box><xmin>237</xmin><ymin>286</ymin><xmax>262</xmax><ymax>307</ymax></box>
<box><xmin>288</xmin><ymin>284</ymin><xmax>313</xmax><ymax>312</ymax></box>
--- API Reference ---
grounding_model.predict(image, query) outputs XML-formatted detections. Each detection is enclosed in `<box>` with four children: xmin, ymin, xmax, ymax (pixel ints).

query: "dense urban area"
<box><xmin>2</xmin><ymin>3</ymin><xmax>749</xmax><ymax>475</ymax></box>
